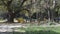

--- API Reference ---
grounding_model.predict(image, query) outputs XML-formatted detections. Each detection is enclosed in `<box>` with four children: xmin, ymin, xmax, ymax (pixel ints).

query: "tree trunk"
<box><xmin>3</xmin><ymin>0</ymin><xmax>15</xmax><ymax>23</ymax></box>
<box><xmin>7</xmin><ymin>12</ymin><xmax>15</xmax><ymax>23</ymax></box>
<box><xmin>7</xmin><ymin>6</ymin><xmax>15</xmax><ymax>23</ymax></box>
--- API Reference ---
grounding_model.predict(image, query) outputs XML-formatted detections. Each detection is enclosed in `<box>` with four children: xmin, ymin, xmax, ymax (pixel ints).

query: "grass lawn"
<box><xmin>16</xmin><ymin>26</ymin><xmax>60</xmax><ymax>34</ymax></box>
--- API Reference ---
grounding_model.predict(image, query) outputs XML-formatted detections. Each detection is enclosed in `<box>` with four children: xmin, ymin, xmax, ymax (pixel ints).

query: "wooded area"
<box><xmin>0</xmin><ymin>0</ymin><xmax>60</xmax><ymax>23</ymax></box>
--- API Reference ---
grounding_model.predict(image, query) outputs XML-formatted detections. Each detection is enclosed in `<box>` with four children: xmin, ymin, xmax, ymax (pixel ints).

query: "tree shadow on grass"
<box><xmin>25</xmin><ymin>30</ymin><xmax>60</xmax><ymax>34</ymax></box>
<box><xmin>0</xmin><ymin>30</ymin><xmax>60</xmax><ymax>34</ymax></box>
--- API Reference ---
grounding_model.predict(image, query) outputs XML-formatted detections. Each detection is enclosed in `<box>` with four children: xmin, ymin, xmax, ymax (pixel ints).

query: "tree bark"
<box><xmin>6</xmin><ymin>0</ymin><xmax>14</xmax><ymax>23</ymax></box>
<box><xmin>7</xmin><ymin>15</ymin><xmax>14</xmax><ymax>23</ymax></box>
<box><xmin>7</xmin><ymin>6</ymin><xmax>15</xmax><ymax>23</ymax></box>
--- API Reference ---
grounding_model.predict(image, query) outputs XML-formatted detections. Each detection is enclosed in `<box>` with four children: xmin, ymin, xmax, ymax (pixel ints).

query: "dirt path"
<box><xmin>0</xmin><ymin>23</ymin><xmax>60</xmax><ymax>32</ymax></box>
<box><xmin>0</xmin><ymin>23</ymin><xmax>24</xmax><ymax>32</ymax></box>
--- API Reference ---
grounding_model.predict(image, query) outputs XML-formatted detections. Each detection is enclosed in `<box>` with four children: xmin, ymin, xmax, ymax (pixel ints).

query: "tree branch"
<box><xmin>7</xmin><ymin>0</ymin><xmax>13</xmax><ymax>6</ymax></box>
<box><xmin>1</xmin><ymin>0</ymin><xmax>7</xmax><ymax>6</ymax></box>
<box><xmin>15</xmin><ymin>0</ymin><xmax>27</xmax><ymax>14</ymax></box>
<box><xmin>20</xmin><ymin>0</ymin><xmax>27</xmax><ymax>7</ymax></box>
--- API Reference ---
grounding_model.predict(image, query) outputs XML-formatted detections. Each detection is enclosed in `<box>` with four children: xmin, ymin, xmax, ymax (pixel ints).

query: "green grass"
<box><xmin>17</xmin><ymin>26</ymin><xmax>60</xmax><ymax>34</ymax></box>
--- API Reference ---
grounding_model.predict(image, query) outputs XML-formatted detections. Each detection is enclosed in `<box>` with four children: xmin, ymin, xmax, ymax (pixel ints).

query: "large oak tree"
<box><xmin>0</xmin><ymin>0</ymin><xmax>29</xmax><ymax>23</ymax></box>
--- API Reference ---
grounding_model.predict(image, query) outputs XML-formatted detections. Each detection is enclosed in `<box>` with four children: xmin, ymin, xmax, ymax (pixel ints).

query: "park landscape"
<box><xmin>0</xmin><ymin>0</ymin><xmax>60</xmax><ymax>34</ymax></box>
